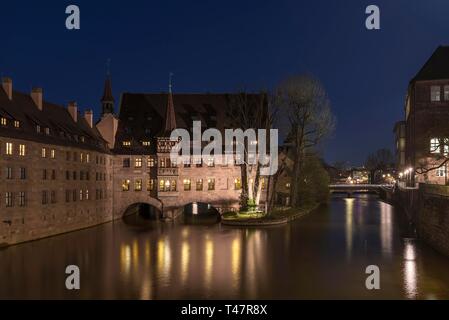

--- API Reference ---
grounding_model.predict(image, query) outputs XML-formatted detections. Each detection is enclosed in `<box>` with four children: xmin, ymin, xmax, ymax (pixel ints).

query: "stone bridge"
<box><xmin>329</xmin><ymin>184</ymin><xmax>392</xmax><ymax>197</ymax></box>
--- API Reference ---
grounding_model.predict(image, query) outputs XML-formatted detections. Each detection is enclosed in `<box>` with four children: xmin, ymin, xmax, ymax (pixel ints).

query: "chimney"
<box><xmin>84</xmin><ymin>109</ymin><xmax>93</xmax><ymax>128</ymax></box>
<box><xmin>68</xmin><ymin>101</ymin><xmax>78</xmax><ymax>122</ymax></box>
<box><xmin>31</xmin><ymin>87</ymin><xmax>43</xmax><ymax>110</ymax></box>
<box><xmin>2</xmin><ymin>77</ymin><xmax>12</xmax><ymax>100</ymax></box>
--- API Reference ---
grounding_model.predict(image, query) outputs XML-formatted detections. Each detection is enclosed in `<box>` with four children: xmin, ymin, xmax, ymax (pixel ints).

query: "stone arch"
<box><xmin>114</xmin><ymin>195</ymin><xmax>163</xmax><ymax>220</ymax></box>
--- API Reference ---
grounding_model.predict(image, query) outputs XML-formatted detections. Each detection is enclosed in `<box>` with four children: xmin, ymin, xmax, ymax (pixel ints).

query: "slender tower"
<box><xmin>101</xmin><ymin>60</ymin><xmax>114</xmax><ymax>116</ymax></box>
<box><xmin>164</xmin><ymin>72</ymin><xmax>177</xmax><ymax>133</ymax></box>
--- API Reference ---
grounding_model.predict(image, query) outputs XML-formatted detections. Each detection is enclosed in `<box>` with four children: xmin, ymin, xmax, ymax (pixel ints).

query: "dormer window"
<box><xmin>122</xmin><ymin>141</ymin><xmax>131</xmax><ymax>147</ymax></box>
<box><xmin>142</xmin><ymin>141</ymin><xmax>150</xmax><ymax>146</ymax></box>
<box><xmin>1</xmin><ymin>117</ymin><xmax>7</xmax><ymax>126</ymax></box>
<box><xmin>14</xmin><ymin>120</ymin><xmax>20</xmax><ymax>128</ymax></box>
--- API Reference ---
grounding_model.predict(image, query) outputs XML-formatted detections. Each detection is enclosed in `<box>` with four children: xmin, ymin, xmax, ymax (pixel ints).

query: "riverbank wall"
<box><xmin>391</xmin><ymin>184</ymin><xmax>449</xmax><ymax>258</ymax></box>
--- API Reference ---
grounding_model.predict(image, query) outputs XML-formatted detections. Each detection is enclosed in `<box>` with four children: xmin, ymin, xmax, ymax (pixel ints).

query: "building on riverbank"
<box><xmin>397</xmin><ymin>46</ymin><xmax>449</xmax><ymax>185</ymax></box>
<box><xmin>0</xmin><ymin>75</ymin><xmax>269</xmax><ymax>245</ymax></box>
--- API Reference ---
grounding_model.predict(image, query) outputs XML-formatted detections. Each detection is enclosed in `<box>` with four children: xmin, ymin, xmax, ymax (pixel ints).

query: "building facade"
<box><xmin>398</xmin><ymin>46</ymin><xmax>449</xmax><ymax>185</ymax></box>
<box><xmin>0</xmin><ymin>76</ymin><xmax>268</xmax><ymax>245</ymax></box>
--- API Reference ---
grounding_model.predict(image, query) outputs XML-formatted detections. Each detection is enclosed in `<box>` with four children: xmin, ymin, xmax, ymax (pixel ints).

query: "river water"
<box><xmin>1</xmin><ymin>195</ymin><xmax>449</xmax><ymax>299</ymax></box>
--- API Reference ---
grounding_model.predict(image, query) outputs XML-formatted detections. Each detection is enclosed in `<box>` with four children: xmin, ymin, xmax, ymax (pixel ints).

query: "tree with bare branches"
<box><xmin>275</xmin><ymin>75</ymin><xmax>335</xmax><ymax>208</ymax></box>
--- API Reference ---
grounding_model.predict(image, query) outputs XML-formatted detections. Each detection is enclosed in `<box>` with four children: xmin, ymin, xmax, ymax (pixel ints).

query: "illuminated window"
<box><xmin>147</xmin><ymin>179</ymin><xmax>155</xmax><ymax>191</ymax></box>
<box><xmin>85</xmin><ymin>190</ymin><xmax>89</xmax><ymax>200</ymax></box>
<box><xmin>135</xmin><ymin>157</ymin><xmax>142</xmax><ymax>168</ymax></box>
<box><xmin>207</xmin><ymin>158</ymin><xmax>214</xmax><ymax>167</ymax></box>
<box><xmin>45</xmin><ymin>127</ymin><xmax>50</xmax><ymax>135</ymax></box>
<box><xmin>208</xmin><ymin>178</ymin><xmax>215</xmax><ymax>190</ymax></box>
<box><xmin>50</xmin><ymin>149</ymin><xmax>55</xmax><ymax>159</ymax></box>
<box><xmin>184</xmin><ymin>179</ymin><xmax>191</xmax><ymax>191</ymax></box>
<box><xmin>5</xmin><ymin>142</ymin><xmax>13</xmax><ymax>155</ymax></box>
<box><xmin>80</xmin><ymin>153</ymin><xmax>84</xmax><ymax>162</ymax></box>
<box><xmin>170</xmin><ymin>180</ymin><xmax>177</xmax><ymax>191</ymax></box>
<box><xmin>142</xmin><ymin>141</ymin><xmax>151</xmax><ymax>146</ymax></box>
<box><xmin>122</xmin><ymin>179</ymin><xmax>130</xmax><ymax>191</ymax></box>
<box><xmin>445</xmin><ymin>85</ymin><xmax>449</xmax><ymax>101</ymax></box>
<box><xmin>286</xmin><ymin>183</ymin><xmax>291</xmax><ymax>189</ymax></box>
<box><xmin>19</xmin><ymin>144</ymin><xmax>26</xmax><ymax>156</ymax></box>
<box><xmin>444</xmin><ymin>138</ymin><xmax>449</xmax><ymax>156</ymax></box>
<box><xmin>36</xmin><ymin>125</ymin><xmax>41</xmax><ymax>133</ymax></box>
<box><xmin>431</xmin><ymin>86</ymin><xmax>441</xmax><ymax>102</ymax></box>
<box><xmin>5</xmin><ymin>192</ymin><xmax>13</xmax><ymax>207</ymax></box>
<box><xmin>0</xmin><ymin>117</ymin><xmax>6</xmax><ymax>126</ymax></box>
<box><xmin>196</xmin><ymin>179</ymin><xmax>203</xmax><ymax>191</ymax></box>
<box><xmin>430</xmin><ymin>138</ymin><xmax>440</xmax><ymax>154</ymax></box>
<box><xmin>159</xmin><ymin>179</ymin><xmax>166</xmax><ymax>191</ymax></box>
<box><xmin>122</xmin><ymin>141</ymin><xmax>131</xmax><ymax>147</ymax></box>
<box><xmin>86</xmin><ymin>154</ymin><xmax>90</xmax><ymax>163</ymax></box>
<box><xmin>14</xmin><ymin>120</ymin><xmax>20</xmax><ymax>128</ymax></box>
<box><xmin>79</xmin><ymin>190</ymin><xmax>83</xmax><ymax>201</ymax></box>
<box><xmin>41</xmin><ymin>147</ymin><xmax>46</xmax><ymax>158</ymax></box>
<box><xmin>436</xmin><ymin>165</ymin><xmax>447</xmax><ymax>177</ymax></box>
<box><xmin>134</xmin><ymin>179</ymin><xmax>142</xmax><ymax>191</ymax></box>
<box><xmin>147</xmin><ymin>157</ymin><xmax>155</xmax><ymax>167</ymax></box>
<box><xmin>234</xmin><ymin>178</ymin><xmax>242</xmax><ymax>190</ymax></box>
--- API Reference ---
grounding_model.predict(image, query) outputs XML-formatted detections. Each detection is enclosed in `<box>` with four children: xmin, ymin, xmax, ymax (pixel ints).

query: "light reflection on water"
<box><xmin>1</xmin><ymin>195</ymin><xmax>449</xmax><ymax>299</ymax></box>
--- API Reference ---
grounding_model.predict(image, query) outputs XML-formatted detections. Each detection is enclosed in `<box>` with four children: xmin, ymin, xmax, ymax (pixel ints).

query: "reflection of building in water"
<box><xmin>380</xmin><ymin>202</ymin><xmax>393</xmax><ymax>258</ymax></box>
<box><xmin>345</xmin><ymin>198</ymin><xmax>354</xmax><ymax>259</ymax></box>
<box><xmin>403</xmin><ymin>240</ymin><xmax>418</xmax><ymax>299</ymax></box>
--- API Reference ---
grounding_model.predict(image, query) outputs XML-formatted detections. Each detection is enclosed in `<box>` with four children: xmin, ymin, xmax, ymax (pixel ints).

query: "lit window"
<box><xmin>134</xmin><ymin>179</ymin><xmax>142</xmax><ymax>191</ymax></box>
<box><xmin>445</xmin><ymin>85</ymin><xmax>449</xmax><ymax>101</ymax></box>
<box><xmin>0</xmin><ymin>117</ymin><xmax>6</xmax><ymax>126</ymax></box>
<box><xmin>234</xmin><ymin>178</ymin><xmax>242</xmax><ymax>190</ymax></box>
<box><xmin>36</xmin><ymin>125</ymin><xmax>41</xmax><ymax>133</ymax></box>
<box><xmin>79</xmin><ymin>190</ymin><xmax>83</xmax><ymax>201</ymax></box>
<box><xmin>14</xmin><ymin>120</ymin><xmax>20</xmax><ymax>128</ymax></box>
<box><xmin>431</xmin><ymin>86</ymin><xmax>441</xmax><ymax>102</ymax></box>
<box><xmin>86</xmin><ymin>154</ymin><xmax>90</xmax><ymax>163</ymax></box>
<box><xmin>50</xmin><ymin>149</ymin><xmax>55</xmax><ymax>159</ymax></box>
<box><xmin>6</xmin><ymin>142</ymin><xmax>13</xmax><ymax>155</ymax></box>
<box><xmin>5</xmin><ymin>192</ymin><xmax>13</xmax><ymax>207</ymax></box>
<box><xmin>207</xmin><ymin>158</ymin><xmax>214</xmax><ymax>167</ymax></box>
<box><xmin>444</xmin><ymin>138</ymin><xmax>449</xmax><ymax>156</ymax></box>
<box><xmin>19</xmin><ymin>144</ymin><xmax>26</xmax><ymax>156</ymax></box>
<box><xmin>142</xmin><ymin>141</ymin><xmax>151</xmax><ymax>146</ymax></box>
<box><xmin>122</xmin><ymin>180</ymin><xmax>130</xmax><ymax>191</ymax></box>
<box><xmin>159</xmin><ymin>179</ymin><xmax>166</xmax><ymax>192</ymax></box>
<box><xmin>135</xmin><ymin>158</ymin><xmax>142</xmax><ymax>168</ymax></box>
<box><xmin>41</xmin><ymin>147</ymin><xmax>46</xmax><ymax>158</ymax></box>
<box><xmin>286</xmin><ymin>183</ymin><xmax>291</xmax><ymax>189</ymax></box>
<box><xmin>261</xmin><ymin>178</ymin><xmax>267</xmax><ymax>190</ymax></box>
<box><xmin>122</xmin><ymin>141</ymin><xmax>131</xmax><ymax>146</ymax></box>
<box><xmin>147</xmin><ymin>157</ymin><xmax>155</xmax><ymax>167</ymax></box>
<box><xmin>436</xmin><ymin>166</ymin><xmax>447</xmax><ymax>177</ymax></box>
<box><xmin>208</xmin><ymin>178</ymin><xmax>215</xmax><ymax>190</ymax></box>
<box><xmin>170</xmin><ymin>180</ymin><xmax>177</xmax><ymax>191</ymax></box>
<box><xmin>80</xmin><ymin>153</ymin><xmax>84</xmax><ymax>162</ymax></box>
<box><xmin>160</xmin><ymin>158</ymin><xmax>166</xmax><ymax>168</ymax></box>
<box><xmin>184</xmin><ymin>179</ymin><xmax>191</xmax><ymax>191</ymax></box>
<box><xmin>85</xmin><ymin>190</ymin><xmax>89</xmax><ymax>200</ymax></box>
<box><xmin>196</xmin><ymin>179</ymin><xmax>203</xmax><ymax>191</ymax></box>
<box><xmin>430</xmin><ymin>138</ymin><xmax>440</xmax><ymax>154</ymax></box>
<box><xmin>45</xmin><ymin>127</ymin><xmax>50</xmax><ymax>135</ymax></box>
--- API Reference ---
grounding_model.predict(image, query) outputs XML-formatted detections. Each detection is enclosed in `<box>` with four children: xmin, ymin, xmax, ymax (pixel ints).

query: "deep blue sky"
<box><xmin>1</xmin><ymin>0</ymin><xmax>449</xmax><ymax>165</ymax></box>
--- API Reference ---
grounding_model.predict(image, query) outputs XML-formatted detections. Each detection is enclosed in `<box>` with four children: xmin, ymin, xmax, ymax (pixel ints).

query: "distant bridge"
<box><xmin>329</xmin><ymin>184</ymin><xmax>392</xmax><ymax>197</ymax></box>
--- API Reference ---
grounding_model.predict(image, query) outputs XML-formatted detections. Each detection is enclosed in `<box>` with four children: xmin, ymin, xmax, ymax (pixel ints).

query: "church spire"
<box><xmin>164</xmin><ymin>72</ymin><xmax>177</xmax><ymax>133</ymax></box>
<box><xmin>101</xmin><ymin>59</ymin><xmax>114</xmax><ymax>116</ymax></box>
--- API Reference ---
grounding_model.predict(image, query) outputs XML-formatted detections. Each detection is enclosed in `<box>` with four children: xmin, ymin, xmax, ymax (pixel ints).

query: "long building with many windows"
<box><xmin>0</xmin><ymin>76</ymin><xmax>268</xmax><ymax>245</ymax></box>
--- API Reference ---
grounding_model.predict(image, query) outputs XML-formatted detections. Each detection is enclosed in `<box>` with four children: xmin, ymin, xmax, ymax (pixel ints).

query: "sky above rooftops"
<box><xmin>1</xmin><ymin>0</ymin><xmax>449</xmax><ymax>165</ymax></box>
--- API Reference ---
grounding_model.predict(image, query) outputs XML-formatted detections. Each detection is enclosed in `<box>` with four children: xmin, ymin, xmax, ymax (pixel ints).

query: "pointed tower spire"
<box><xmin>164</xmin><ymin>72</ymin><xmax>177</xmax><ymax>133</ymax></box>
<box><xmin>101</xmin><ymin>59</ymin><xmax>114</xmax><ymax>116</ymax></box>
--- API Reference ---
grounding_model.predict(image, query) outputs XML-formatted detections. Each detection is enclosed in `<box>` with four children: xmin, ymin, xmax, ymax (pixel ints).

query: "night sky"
<box><xmin>1</xmin><ymin>0</ymin><xmax>449</xmax><ymax>165</ymax></box>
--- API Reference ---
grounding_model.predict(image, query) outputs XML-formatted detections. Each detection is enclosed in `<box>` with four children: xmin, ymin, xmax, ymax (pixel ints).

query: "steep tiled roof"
<box><xmin>113</xmin><ymin>92</ymin><xmax>265</xmax><ymax>155</ymax></box>
<box><xmin>0</xmin><ymin>88</ymin><xmax>109</xmax><ymax>153</ymax></box>
<box><xmin>412</xmin><ymin>46</ymin><xmax>449</xmax><ymax>82</ymax></box>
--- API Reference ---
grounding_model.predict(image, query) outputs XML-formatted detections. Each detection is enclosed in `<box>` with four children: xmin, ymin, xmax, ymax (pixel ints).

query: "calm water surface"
<box><xmin>1</xmin><ymin>195</ymin><xmax>449</xmax><ymax>299</ymax></box>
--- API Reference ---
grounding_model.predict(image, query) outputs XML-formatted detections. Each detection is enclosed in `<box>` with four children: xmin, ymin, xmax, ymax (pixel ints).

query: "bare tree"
<box><xmin>415</xmin><ymin>138</ymin><xmax>449</xmax><ymax>184</ymax></box>
<box><xmin>365</xmin><ymin>148</ymin><xmax>394</xmax><ymax>183</ymax></box>
<box><xmin>275</xmin><ymin>75</ymin><xmax>335</xmax><ymax>208</ymax></box>
<box><xmin>227</xmin><ymin>91</ymin><xmax>278</xmax><ymax>211</ymax></box>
